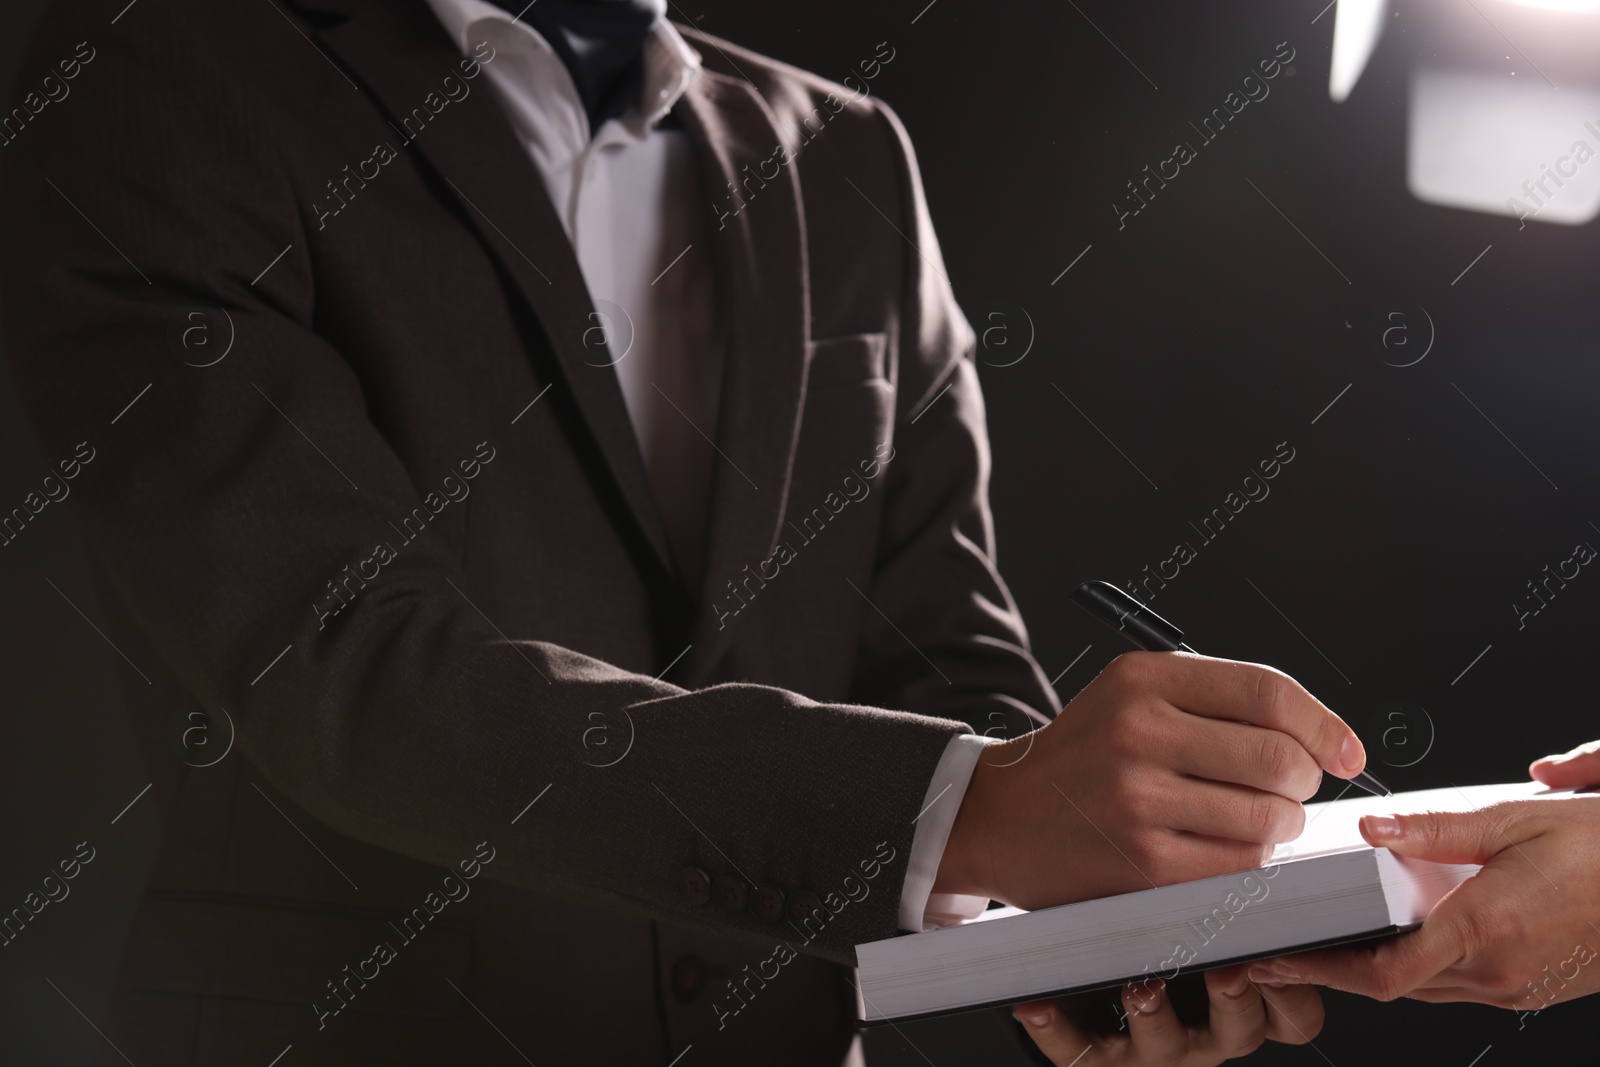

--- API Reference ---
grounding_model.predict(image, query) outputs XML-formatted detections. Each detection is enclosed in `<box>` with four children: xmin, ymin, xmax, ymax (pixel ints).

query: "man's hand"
<box><xmin>1015</xmin><ymin>966</ymin><xmax>1325</xmax><ymax>1066</ymax></box>
<box><xmin>1249</xmin><ymin>741</ymin><xmax>1600</xmax><ymax>1010</ymax></box>
<box><xmin>935</xmin><ymin>651</ymin><xmax>1369</xmax><ymax>910</ymax></box>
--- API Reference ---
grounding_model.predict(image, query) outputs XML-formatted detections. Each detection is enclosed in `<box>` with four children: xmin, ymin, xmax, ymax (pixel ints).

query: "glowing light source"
<box><xmin>1506</xmin><ymin>0</ymin><xmax>1600</xmax><ymax>14</ymax></box>
<box><xmin>1329</xmin><ymin>0</ymin><xmax>1389</xmax><ymax>103</ymax></box>
<box><xmin>1407</xmin><ymin>67</ymin><xmax>1600</xmax><ymax>225</ymax></box>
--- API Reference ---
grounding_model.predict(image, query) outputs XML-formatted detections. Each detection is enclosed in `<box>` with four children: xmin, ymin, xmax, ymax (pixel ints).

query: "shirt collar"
<box><xmin>423</xmin><ymin>0</ymin><xmax>701</xmax><ymax>130</ymax></box>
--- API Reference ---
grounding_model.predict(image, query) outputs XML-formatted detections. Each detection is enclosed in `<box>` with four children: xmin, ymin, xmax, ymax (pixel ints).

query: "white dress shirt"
<box><xmin>423</xmin><ymin>0</ymin><xmax>989</xmax><ymax>933</ymax></box>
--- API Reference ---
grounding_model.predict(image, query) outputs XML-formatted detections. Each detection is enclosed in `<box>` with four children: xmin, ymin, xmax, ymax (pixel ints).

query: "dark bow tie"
<box><xmin>488</xmin><ymin>0</ymin><xmax>667</xmax><ymax>131</ymax></box>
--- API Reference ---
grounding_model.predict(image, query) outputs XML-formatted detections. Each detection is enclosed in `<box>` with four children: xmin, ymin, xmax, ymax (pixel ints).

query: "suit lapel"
<box><xmin>674</xmin><ymin>69</ymin><xmax>810</xmax><ymax>683</ymax></box>
<box><xmin>316</xmin><ymin>1</ymin><xmax>680</xmax><ymax>578</ymax></box>
<box><xmin>311</xmin><ymin>6</ymin><xmax>811</xmax><ymax>676</ymax></box>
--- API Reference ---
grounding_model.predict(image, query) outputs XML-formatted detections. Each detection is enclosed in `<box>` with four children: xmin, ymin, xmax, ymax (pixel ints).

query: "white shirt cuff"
<box><xmin>898</xmin><ymin>732</ymin><xmax>998</xmax><ymax>932</ymax></box>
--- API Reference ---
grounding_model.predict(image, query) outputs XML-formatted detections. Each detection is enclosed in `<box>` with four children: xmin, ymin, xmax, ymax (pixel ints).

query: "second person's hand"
<box><xmin>1015</xmin><ymin>965</ymin><xmax>1325</xmax><ymax>1066</ymax></box>
<box><xmin>1250</xmin><ymin>740</ymin><xmax>1600</xmax><ymax>1009</ymax></box>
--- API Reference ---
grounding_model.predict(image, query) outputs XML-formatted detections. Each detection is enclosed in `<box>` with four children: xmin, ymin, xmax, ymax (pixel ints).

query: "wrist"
<box><xmin>933</xmin><ymin>751</ymin><xmax>1000</xmax><ymax>900</ymax></box>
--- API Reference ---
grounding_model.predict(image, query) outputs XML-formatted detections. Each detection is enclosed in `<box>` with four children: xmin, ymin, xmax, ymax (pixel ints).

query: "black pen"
<box><xmin>1071</xmin><ymin>579</ymin><xmax>1393</xmax><ymax>798</ymax></box>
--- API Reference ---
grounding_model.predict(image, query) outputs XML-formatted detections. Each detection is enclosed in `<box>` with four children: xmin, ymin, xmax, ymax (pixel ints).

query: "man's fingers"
<box><xmin>1113</xmin><ymin>652</ymin><xmax>1363</xmax><ymax>779</ymax></box>
<box><xmin>1122</xmin><ymin>978</ymin><xmax>1187</xmax><ymax>1065</ymax></box>
<box><xmin>1198</xmin><ymin>966</ymin><xmax>1268</xmax><ymax>1058</ymax></box>
<box><xmin>1357</xmin><ymin>802</ymin><xmax>1539</xmax><ymax>864</ymax></box>
<box><xmin>1252</xmin><ymin>981</ymin><xmax>1325</xmax><ymax>1045</ymax></box>
<box><xmin>1168</xmin><ymin>780</ymin><xmax>1306</xmax><ymax>846</ymax></box>
<box><xmin>1171</xmin><ymin>718</ymin><xmax>1323</xmax><ymax>801</ymax></box>
<box><xmin>1531</xmin><ymin>739</ymin><xmax>1600</xmax><ymax>789</ymax></box>
<box><xmin>1012</xmin><ymin>1000</ymin><xmax>1101</xmax><ymax>1066</ymax></box>
<box><xmin>1142</xmin><ymin>832</ymin><xmax>1275</xmax><ymax>887</ymax></box>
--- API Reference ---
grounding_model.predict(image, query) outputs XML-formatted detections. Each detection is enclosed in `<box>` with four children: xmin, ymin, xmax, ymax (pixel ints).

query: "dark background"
<box><xmin>1</xmin><ymin>0</ymin><xmax>1593</xmax><ymax>1064</ymax></box>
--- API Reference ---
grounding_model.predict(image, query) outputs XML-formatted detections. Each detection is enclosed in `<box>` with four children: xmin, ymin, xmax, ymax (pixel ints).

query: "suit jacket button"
<box><xmin>751</xmin><ymin>885</ymin><xmax>786</xmax><ymax>921</ymax></box>
<box><xmin>680</xmin><ymin>867</ymin><xmax>711</xmax><ymax>904</ymax></box>
<box><xmin>711</xmin><ymin>875</ymin><xmax>747</xmax><ymax>911</ymax></box>
<box><xmin>787</xmin><ymin>891</ymin><xmax>824</xmax><ymax>924</ymax></box>
<box><xmin>671</xmin><ymin>954</ymin><xmax>707</xmax><ymax>1003</ymax></box>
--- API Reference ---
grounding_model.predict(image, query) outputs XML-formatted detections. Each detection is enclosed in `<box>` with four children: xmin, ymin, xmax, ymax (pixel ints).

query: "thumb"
<box><xmin>1358</xmin><ymin>803</ymin><xmax>1536</xmax><ymax>864</ymax></box>
<box><xmin>1530</xmin><ymin>740</ymin><xmax>1600</xmax><ymax>789</ymax></box>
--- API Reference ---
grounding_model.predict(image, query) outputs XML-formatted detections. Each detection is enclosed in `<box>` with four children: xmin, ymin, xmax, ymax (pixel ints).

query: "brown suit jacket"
<box><xmin>2</xmin><ymin>0</ymin><xmax>1058</xmax><ymax>1063</ymax></box>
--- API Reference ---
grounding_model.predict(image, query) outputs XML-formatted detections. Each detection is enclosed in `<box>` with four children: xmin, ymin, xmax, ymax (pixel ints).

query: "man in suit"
<box><xmin>2</xmin><ymin>0</ymin><xmax>1355</xmax><ymax>1063</ymax></box>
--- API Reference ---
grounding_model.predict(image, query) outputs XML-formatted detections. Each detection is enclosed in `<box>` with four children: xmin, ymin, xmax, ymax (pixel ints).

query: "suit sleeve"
<box><xmin>0</xmin><ymin>4</ymin><xmax>963</xmax><ymax>966</ymax></box>
<box><xmin>853</xmin><ymin>99</ymin><xmax>1061</xmax><ymax>739</ymax></box>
